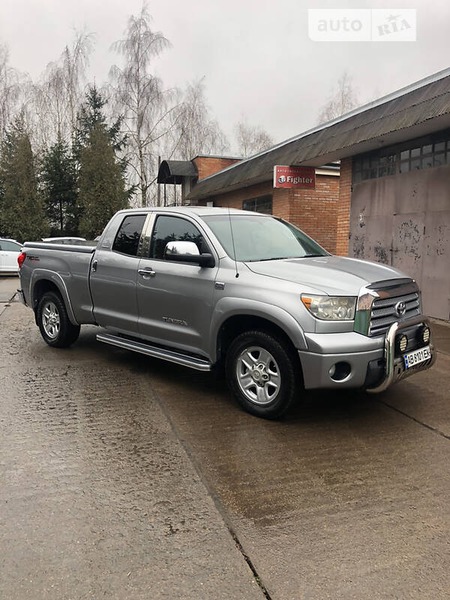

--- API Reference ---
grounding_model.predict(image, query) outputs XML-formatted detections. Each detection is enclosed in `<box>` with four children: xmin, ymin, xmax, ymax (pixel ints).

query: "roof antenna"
<box><xmin>228</xmin><ymin>207</ymin><xmax>239</xmax><ymax>278</ymax></box>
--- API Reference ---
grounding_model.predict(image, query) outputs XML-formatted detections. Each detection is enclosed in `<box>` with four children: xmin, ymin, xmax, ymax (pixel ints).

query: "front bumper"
<box><xmin>366</xmin><ymin>315</ymin><xmax>436</xmax><ymax>393</ymax></box>
<box><xmin>298</xmin><ymin>316</ymin><xmax>436</xmax><ymax>391</ymax></box>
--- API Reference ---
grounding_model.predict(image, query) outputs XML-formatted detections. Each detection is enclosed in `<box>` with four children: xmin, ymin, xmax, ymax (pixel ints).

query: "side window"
<box><xmin>149</xmin><ymin>216</ymin><xmax>208</xmax><ymax>260</ymax></box>
<box><xmin>112</xmin><ymin>214</ymin><xmax>147</xmax><ymax>257</ymax></box>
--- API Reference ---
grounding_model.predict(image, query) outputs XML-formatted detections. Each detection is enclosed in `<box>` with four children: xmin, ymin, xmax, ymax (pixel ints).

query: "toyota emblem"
<box><xmin>395</xmin><ymin>301</ymin><xmax>407</xmax><ymax>318</ymax></box>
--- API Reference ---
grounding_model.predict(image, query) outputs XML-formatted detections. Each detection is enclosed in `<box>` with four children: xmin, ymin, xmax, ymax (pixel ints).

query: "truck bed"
<box><xmin>20</xmin><ymin>241</ymin><xmax>97</xmax><ymax>325</ymax></box>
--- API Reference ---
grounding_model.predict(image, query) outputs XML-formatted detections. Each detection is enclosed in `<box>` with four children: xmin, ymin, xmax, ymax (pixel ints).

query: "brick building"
<box><xmin>158</xmin><ymin>157</ymin><xmax>340</xmax><ymax>253</ymax></box>
<box><xmin>158</xmin><ymin>68</ymin><xmax>450</xmax><ymax>320</ymax></box>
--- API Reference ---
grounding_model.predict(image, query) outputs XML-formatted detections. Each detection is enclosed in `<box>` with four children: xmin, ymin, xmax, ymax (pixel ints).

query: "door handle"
<box><xmin>138</xmin><ymin>267</ymin><xmax>156</xmax><ymax>278</ymax></box>
<box><xmin>92</xmin><ymin>260</ymin><xmax>98</xmax><ymax>272</ymax></box>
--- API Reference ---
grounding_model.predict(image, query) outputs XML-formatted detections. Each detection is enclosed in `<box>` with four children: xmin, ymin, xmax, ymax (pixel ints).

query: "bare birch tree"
<box><xmin>63</xmin><ymin>33</ymin><xmax>94</xmax><ymax>132</ymax></box>
<box><xmin>109</xmin><ymin>3</ymin><xmax>175</xmax><ymax>206</ymax></box>
<box><xmin>33</xmin><ymin>62</ymin><xmax>68</xmax><ymax>148</ymax></box>
<box><xmin>234</xmin><ymin>120</ymin><xmax>274</xmax><ymax>157</ymax></box>
<box><xmin>32</xmin><ymin>32</ymin><xmax>93</xmax><ymax>148</ymax></box>
<box><xmin>0</xmin><ymin>45</ymin><xmax>23</xmax><ymax>139</ymax></box>
<box><xmin>317</xmin><ymin>71</ymin><xmax>359</xmax><ymax>124</ymax></box>
<box><xmin>168</xmin><ymin>79</ymin><xmax>229</xmax><ymax>161</ymax></box>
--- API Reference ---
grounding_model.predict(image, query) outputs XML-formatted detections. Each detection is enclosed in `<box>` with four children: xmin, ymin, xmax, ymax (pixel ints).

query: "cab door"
<box><xmin>136</xmin><ymin>214</ymin><xmax>218</xmax><ymax>357</ymax></box>
<box><xmin>90</xmin><ymin>213</ymin><xmax>148</xmax><ymax>334</ymax></box>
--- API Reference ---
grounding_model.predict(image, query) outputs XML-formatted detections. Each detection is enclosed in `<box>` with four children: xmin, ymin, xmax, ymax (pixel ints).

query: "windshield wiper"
<box><xmin>259</xmin><ymin>254</ymin><xmax>325</xmax><ymax>261</ymax></box>
<box><xmin>255</xmin><ymin>256</ymin><xmax>291</xmax><ymax>262</ymax></box>
<box><xmin>246</xmin><ymin>253</ymin><xmax>326</xmax><ymax>262</ymax></box>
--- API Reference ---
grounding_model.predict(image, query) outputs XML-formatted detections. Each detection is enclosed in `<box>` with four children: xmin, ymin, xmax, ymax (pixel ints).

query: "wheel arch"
<box><xmin>216</xmin><ymin>314</ymin><xmax>304</xmax><ymax>382</ymax></box>
<box><xmin>31</xmin><ymin>271</ymin><xmax>78</xmax><ymax>326</ymax></box>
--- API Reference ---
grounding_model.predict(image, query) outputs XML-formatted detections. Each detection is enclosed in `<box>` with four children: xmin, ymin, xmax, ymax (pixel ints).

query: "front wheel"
<box><xmin>225</xmin><ymin>330</ymin><xmax>299</xmax><ymax>419</ymax></box>
<box><xmin>37</xmin><ymin>291</ymin><xmax>80</xmax><ymax>348</ymax></box>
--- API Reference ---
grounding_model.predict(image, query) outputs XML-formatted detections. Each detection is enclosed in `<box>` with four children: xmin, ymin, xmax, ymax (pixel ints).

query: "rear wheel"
<box><xmin>226</xmin><ymin>330</ymin><xmax>299</xmax><ymax>419</ymax></box>
<box><xmin>37</xmin><ymin>291</ymin><xmax>80</xmax><ymax>348</ymax></box>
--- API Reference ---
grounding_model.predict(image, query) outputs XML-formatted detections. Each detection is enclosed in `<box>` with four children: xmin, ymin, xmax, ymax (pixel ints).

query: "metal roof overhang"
<box><xmin>157</xmin><ymin>160</ymin><xmax>197</xmax><ymax>184</ymax></box>
<box><xmin>187</xmin><ymin>70</ymin><xmax>450</xmax><ymax>201</ymax></box>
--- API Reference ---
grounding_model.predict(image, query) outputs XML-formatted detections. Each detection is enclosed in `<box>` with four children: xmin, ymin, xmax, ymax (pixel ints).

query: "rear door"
<box><xmin>136</xmin><ymin>214</ymin><xmax>218</xmax><ymax>357</ymax></box>
<box><xmin>90</xmin><ymin>213</ymin><xmax>148</xmax><ymax>334</ymax></box>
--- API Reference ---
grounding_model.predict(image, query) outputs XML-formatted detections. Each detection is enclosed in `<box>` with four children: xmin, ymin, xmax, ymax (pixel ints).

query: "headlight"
<box><xmin>301</xmin><ymin>295</ymin><xmax>356</xmax><ymax>321</ymax></box>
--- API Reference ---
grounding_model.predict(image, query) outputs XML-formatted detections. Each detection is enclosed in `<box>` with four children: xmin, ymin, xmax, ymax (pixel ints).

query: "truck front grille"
<box><xmin>369</xmin><ymin>291</ymin><xmax>420</xmax><ymax>336</ymax></box>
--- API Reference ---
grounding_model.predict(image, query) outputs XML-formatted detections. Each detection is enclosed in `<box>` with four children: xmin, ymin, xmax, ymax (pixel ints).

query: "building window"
<box><xmin>353</xmin><ymin>130</ymin><xmax>450</xmax><ymax>183</ymax></box>
<box><xmin>242</xmin><ymin>195</ymin><xmax>273</xmax><ymax>214</ymax></box>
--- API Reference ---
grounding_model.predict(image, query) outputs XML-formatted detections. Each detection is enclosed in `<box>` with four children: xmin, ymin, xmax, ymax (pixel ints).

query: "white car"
<box><xmin>0</xmin><ymin>238</ymin><xmax>22</xmax><ymax>274</ymax></box>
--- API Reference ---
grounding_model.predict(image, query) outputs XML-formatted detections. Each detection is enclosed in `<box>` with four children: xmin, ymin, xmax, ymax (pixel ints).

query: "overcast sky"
<box><xmin>1</xmin><ymin>0</ymin><xmax>449</xmax><ymax>146</ymax></box>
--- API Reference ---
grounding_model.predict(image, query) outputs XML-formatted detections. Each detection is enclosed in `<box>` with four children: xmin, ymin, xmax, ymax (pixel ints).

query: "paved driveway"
<box><xmin>1</xmin><ymin>275</ymin><xmax>449</xmax><ymax>599</ymax></box>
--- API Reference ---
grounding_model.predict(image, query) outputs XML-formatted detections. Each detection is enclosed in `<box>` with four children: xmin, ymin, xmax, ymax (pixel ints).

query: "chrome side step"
<box><xmin>96</xmin><ymin>332</ymin><xmax>212</xmax><ymax>372</ymax></box>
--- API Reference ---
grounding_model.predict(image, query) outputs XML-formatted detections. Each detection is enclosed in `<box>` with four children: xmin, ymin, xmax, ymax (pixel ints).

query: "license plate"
<box><xmin>404</xmin><ymin>346</ymin><xmax>431</xmax><ymax>369</ymax></box>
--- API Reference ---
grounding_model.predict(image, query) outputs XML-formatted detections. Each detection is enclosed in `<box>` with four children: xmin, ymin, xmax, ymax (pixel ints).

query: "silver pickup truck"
<box><xmin>18</xmin><ymin>206</ymin><xmax>435</xmax><ymax>419</ymax></box>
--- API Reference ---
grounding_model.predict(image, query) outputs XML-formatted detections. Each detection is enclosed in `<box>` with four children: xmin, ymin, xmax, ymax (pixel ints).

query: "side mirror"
<box><xmin>164</xmin><ymin>241</ymin><xmax>215</xmax><ymax>268</ymax></box>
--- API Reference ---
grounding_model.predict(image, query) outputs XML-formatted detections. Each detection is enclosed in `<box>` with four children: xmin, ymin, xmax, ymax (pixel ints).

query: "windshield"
<box><xmin>203</xmin><ymin>214</ymin><xmax>329</xmax><ymax>262</ymax></box>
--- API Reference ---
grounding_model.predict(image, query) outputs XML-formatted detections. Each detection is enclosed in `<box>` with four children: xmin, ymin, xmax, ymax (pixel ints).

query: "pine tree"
<box><xmin>73</xmin><ymin>85</ymin><xmax>126</xmax><ymax>159</ymax></box>
<box><xmin>75</xmin><ymin>86</ymin><xmax>130</xmax><ymax>239</ymax></box>
<box><xmin>40</xmin><ymin>139</ymin><xmax>78</xmax><ymax>235</ymax></box>
<box><xmin>0</xmin><ymin>116</ymin><xmax>48</xmax><ymax>241</ymax></box>
<box><xmin>78</xmin><ymin>123</ymin><xmax>128</xmax><ymax>239</ymax></box>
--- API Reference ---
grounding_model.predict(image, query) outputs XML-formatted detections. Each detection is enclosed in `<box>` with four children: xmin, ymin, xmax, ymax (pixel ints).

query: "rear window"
<box><xmin>112</xmin><ymin>214</ymin><xmax>147</xmax><ymax>256</ymax></box>
<box><xmin>0</xmin><ymin>240</ymin><xmax>21</xmax><ymax>252</ymax></box>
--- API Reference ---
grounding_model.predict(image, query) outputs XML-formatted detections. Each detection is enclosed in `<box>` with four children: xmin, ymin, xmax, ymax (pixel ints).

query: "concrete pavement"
<box><xmin>1</xmin><ymin>274</ymin><xmax>449</xmax><ymax>599</ymax></box>
<box><xmin>0</xmin><ymin>276</ymin><xmax>265</xmax><ymax>600</ymax></box>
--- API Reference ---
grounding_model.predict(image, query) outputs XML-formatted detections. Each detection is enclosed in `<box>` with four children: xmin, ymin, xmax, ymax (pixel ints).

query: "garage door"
<box><xmin>349</xmin><ymin>168</ymin><xmax>450</xmax><ymax>320</ymax></box>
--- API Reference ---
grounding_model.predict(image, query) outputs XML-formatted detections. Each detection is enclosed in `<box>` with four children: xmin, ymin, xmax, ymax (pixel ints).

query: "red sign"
<box><xmin>273</xmin><ymin>165</ymin><xmax>316</xmax><ymax>189</ymax></box>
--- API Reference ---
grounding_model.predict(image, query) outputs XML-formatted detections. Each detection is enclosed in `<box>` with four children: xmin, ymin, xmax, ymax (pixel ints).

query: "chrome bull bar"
<box><xmin>367</xmin><ymin>315</ymin><xmax>436</xmax><ymax>394</ymax></box>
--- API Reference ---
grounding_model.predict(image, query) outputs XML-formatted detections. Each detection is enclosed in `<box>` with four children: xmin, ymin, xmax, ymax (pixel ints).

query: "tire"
<box><xmin>36</xmin><ymin>291</ymin><xmax>80</xmax><ymax>348</ymax></box>
<box><xmin>225</xmin><ymin>330</ymin><xmax>299</xmax><ymax>419</ymax></box>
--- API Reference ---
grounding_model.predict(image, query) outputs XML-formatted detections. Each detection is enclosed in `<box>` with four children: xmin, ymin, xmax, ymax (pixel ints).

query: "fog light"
<box><xmin>397</xmin><ymin>334</ymin><xmax>408</xmax><ymax>354</ymax></box>
<box><xmin>419</xmin><ymin>326</ymin><xmax>431</xmax><ymax>345</ymax></box>
<box><xmin>329</xmin><ymin>362</ymin><xmax>351</xmax><ymax>382</ymax></box>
